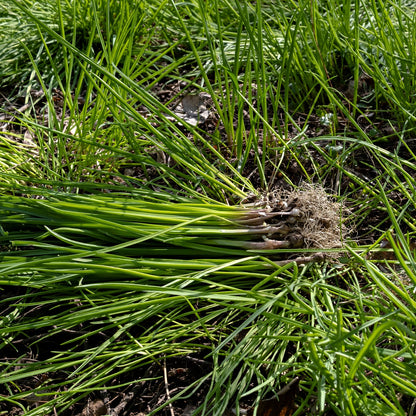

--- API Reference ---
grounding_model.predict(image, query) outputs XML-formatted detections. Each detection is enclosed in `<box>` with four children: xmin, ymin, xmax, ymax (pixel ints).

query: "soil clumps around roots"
<box><xmin>242</xmin><ymin>184</ymin><xmax>349</xmax><ymax>255</ymax></box>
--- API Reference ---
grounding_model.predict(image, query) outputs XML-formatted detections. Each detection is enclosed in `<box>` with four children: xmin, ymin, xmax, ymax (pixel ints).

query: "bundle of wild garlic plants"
<box><xmin>0</xmin><ymin>185</ymin><xmax>343</xmax><ymax>266</ymax></box>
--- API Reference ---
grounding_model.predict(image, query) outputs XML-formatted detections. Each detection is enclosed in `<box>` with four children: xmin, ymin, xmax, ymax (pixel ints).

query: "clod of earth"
<box><xmin>239</xmin><ymin>184</ymin><xmax>348</xmax><ymax>252</ymax></box>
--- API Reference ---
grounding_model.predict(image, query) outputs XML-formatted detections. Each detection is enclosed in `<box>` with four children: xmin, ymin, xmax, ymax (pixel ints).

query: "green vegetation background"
<box><xmin>0</xmin><ymin>0</ymin><xmax>415</xmax><ymax>415</ymax></box>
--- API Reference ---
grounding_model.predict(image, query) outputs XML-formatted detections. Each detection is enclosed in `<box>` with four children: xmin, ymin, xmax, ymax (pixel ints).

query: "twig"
<box><xmin>111</xmin><ymin>392</ymin><xmax>134</xmax><ymax>416</ymax></box>
<box><xmin>163</xmin><ymin>356</ymin><xmax>175</xmax><ymax>416</ymax></box>
<box><xmin>409</xmin><ymin>398</ymin><xmax>416</xmax><ymax>416</ymax></box>
<box><xmin>109</xmin><ymin>384</ymin><xmax>143</xmax><ymax>416</ymax></box>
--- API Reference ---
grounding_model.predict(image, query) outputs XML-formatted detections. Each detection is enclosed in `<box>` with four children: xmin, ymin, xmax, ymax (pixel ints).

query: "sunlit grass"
<box><xmin>0</xmin><ymin>0</ymin><xmax>415</xmax><ymax>415</ymax></box>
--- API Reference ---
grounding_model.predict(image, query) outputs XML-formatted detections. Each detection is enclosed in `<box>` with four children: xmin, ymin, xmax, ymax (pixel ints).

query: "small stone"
<box><xmin>81</xmin><ymin>399</ymin><xmax>107</xmax><ymax>416</ymax></box>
